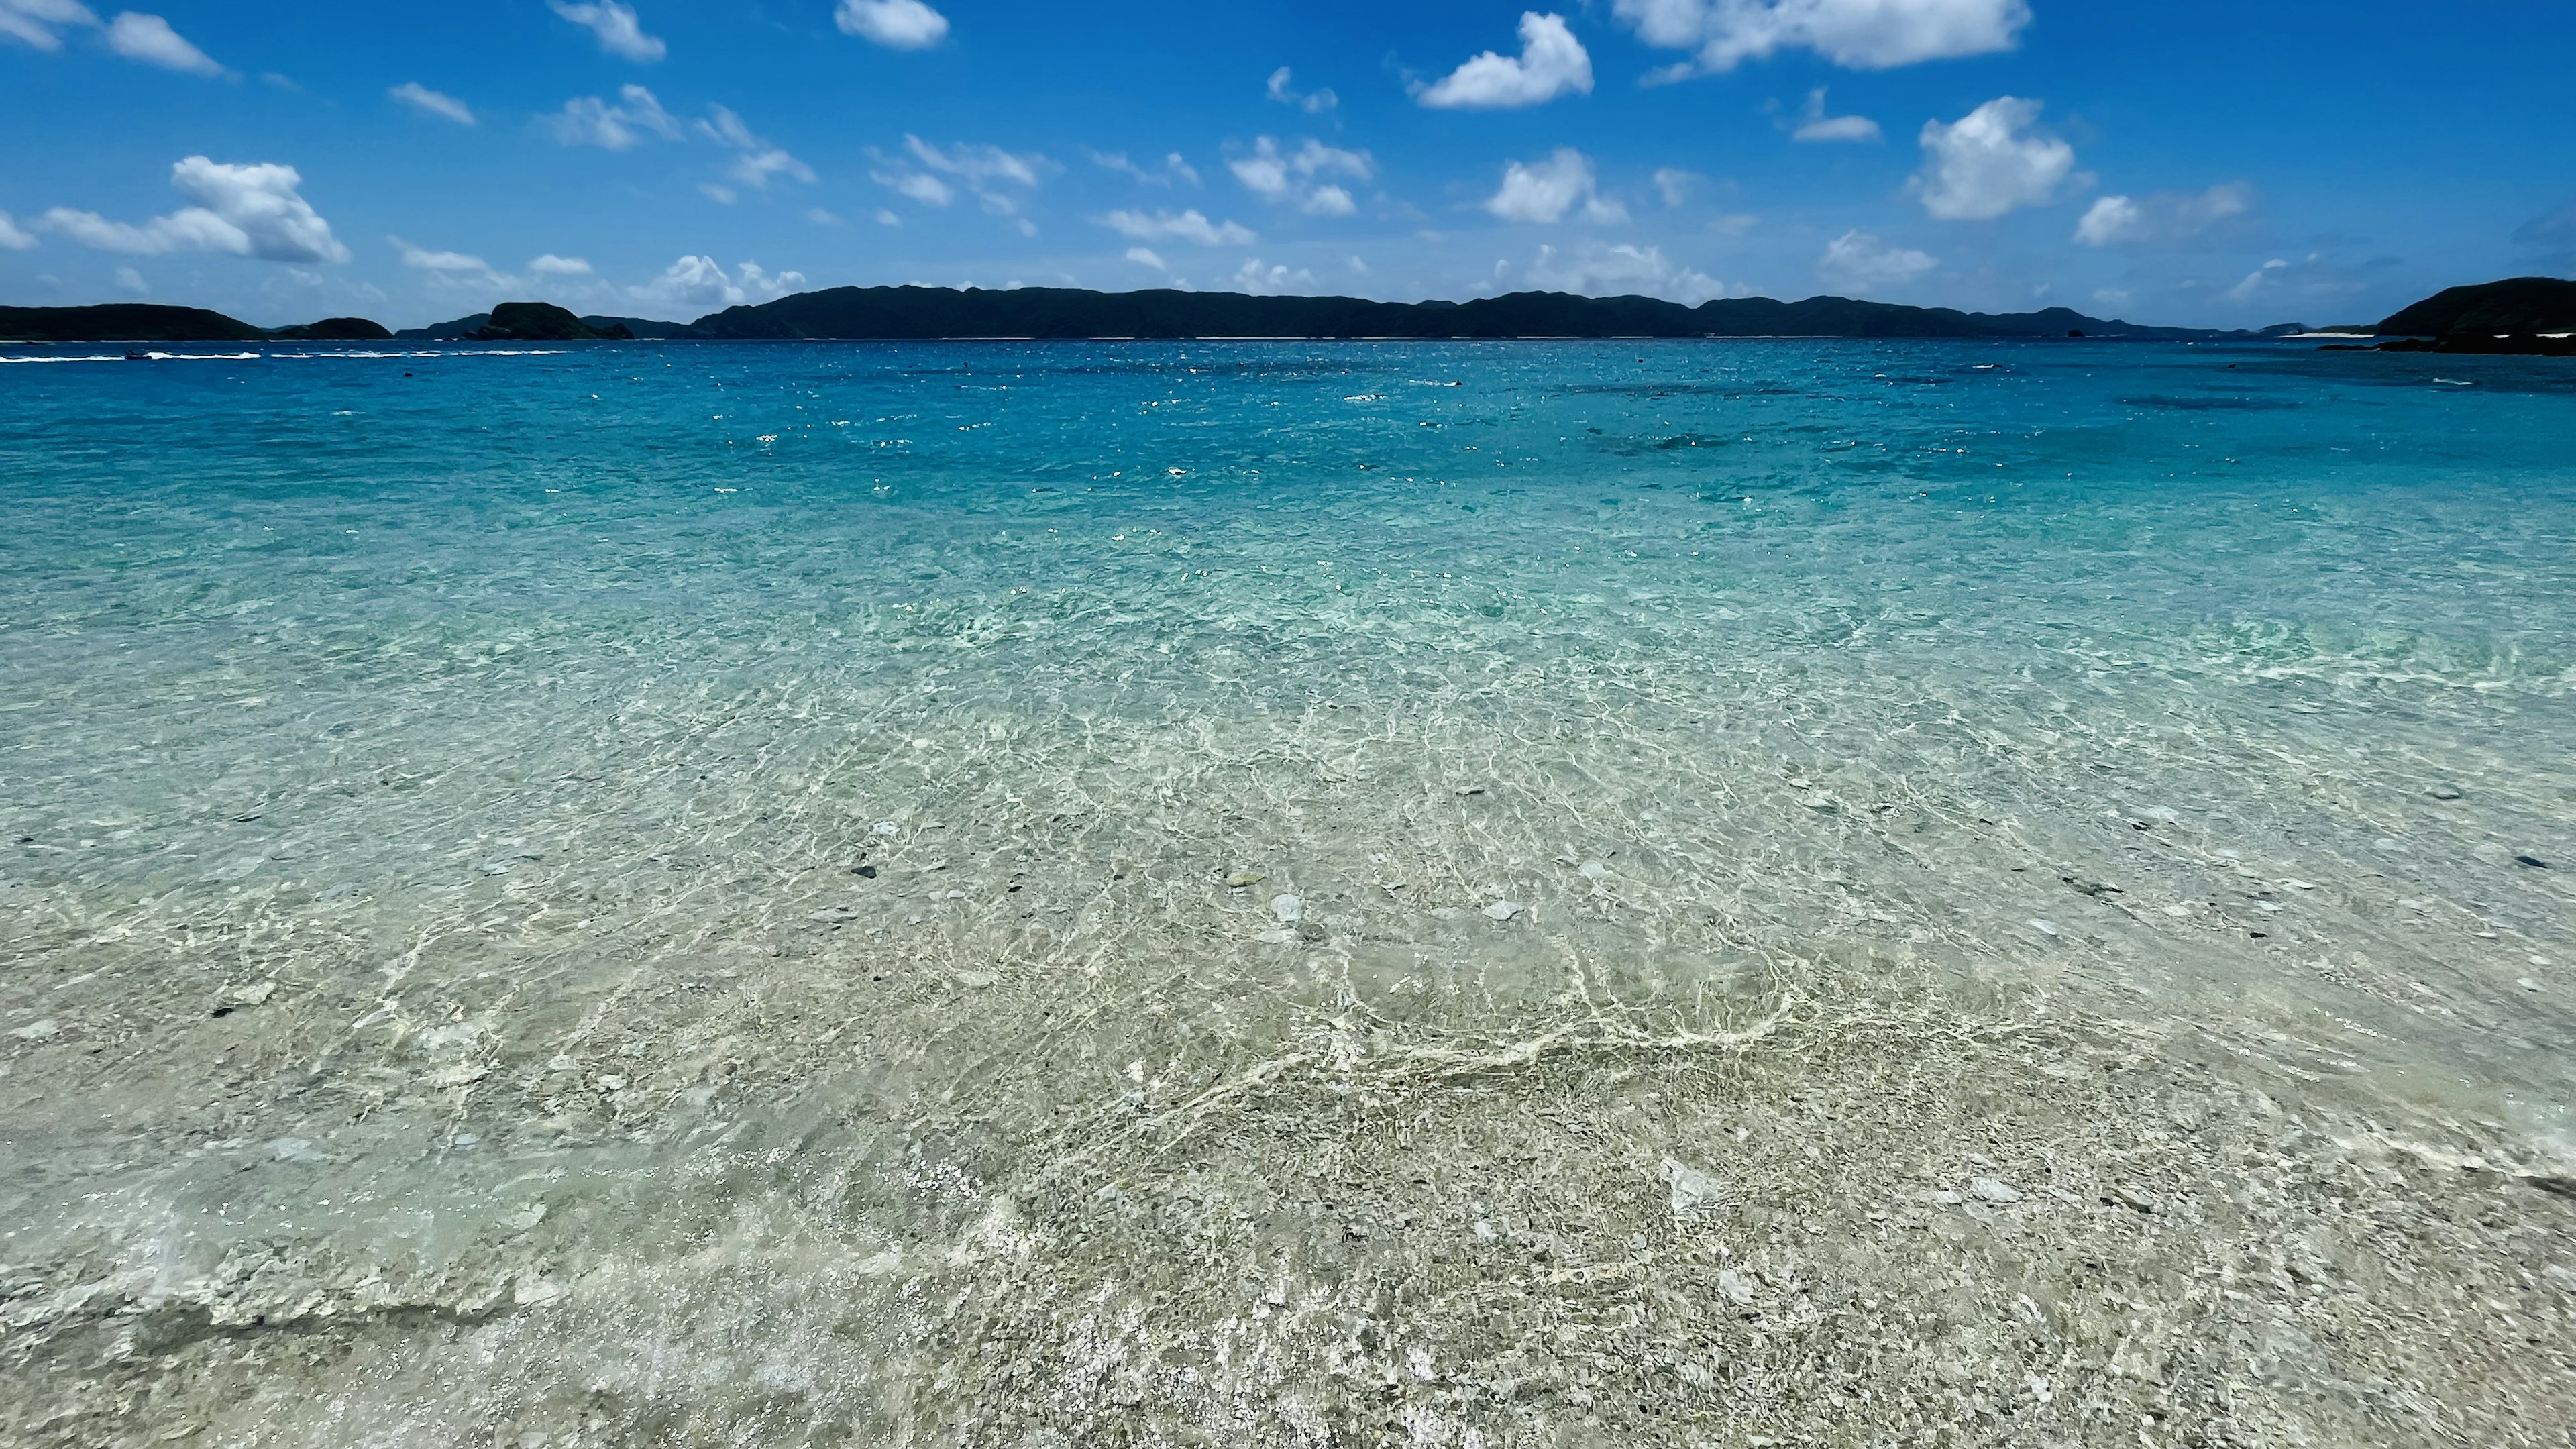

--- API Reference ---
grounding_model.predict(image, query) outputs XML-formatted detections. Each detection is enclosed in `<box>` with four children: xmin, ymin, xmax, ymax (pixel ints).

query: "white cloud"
<box><xmin>2074</xmin><ymin>182</ymin><xmax>2250</xmax><ymax>246</ymax></box>
<box><xmin>531</xmin><ymin>254</ymin><xmax>594</xmax><ymax>274</ymax></box>
<box><xmin>1484</xmin><ymin>148</ymin><xmax>1625</xmax><ymax>225</ymax></box>
<box><xmin>0</xmin><ymin>211</ymin><xmax>34</xmax><ymax>250</ymax></box>
<box><xmin>697</xmin><ymin>105</ymin><xmax>816</xmax><ymax>189</ymax></box>
<box><xmin>1652</xmin><ymin>167</ymin><xmax>1703</xmax><ymax>206</ymax></box>
<box><xmin>1525</xmin><ymin>240</ymin><xmax>1729</xmax><ymax>301</ymax></box>
<box><xmin>1099</xmin><ymin>209</ymin><xmax>1255</xmax><ymax>246</ymax></box>
<box><xmin>907</xmin><ymin>136</ymin><xmax>1042</xmax><ymax>188</ymax></box>
<box><xmin>1911</xmin><ymin>96</ymin><xmax>2074</xmax><ymax>221</ymax></box>
<box><xmin>881</xmin><ymin>171</ymin><xmax>953</xmax><ymax>205</ymax></box>
<box><xmin>1229</xmin><ymin>136</ymin><xmax>1372</xmax><ymax>217</ymax></box>
<box><xmin>873</xmin><ymin>208</ymin><xmax>901</xmax><ymax>226</ymax></box>
<box><xmin>390</xmin><ymin>82</ymin><xmax>474</xmax><ymax>125</ymax></box>
<box><xmin>1615</xmin><ymin>0</ymin><xmax>2029</xmax><ymax>76</ymax></box>
<box><xmin>1265</xmin><ymin>66</ymin><xmax>1336</xmax><ymax>113</ymax></box>
<box><xmin>836</xmin><ymin>0</ymin><xmax>947</xmax><ymax>50</ymax></box>
<box><xmin>2072</xmin><ymin>195</ymin><xmax>2138</xmax><ymax>247</ymax></box>
<box><xmin>547</xmin><ymin>85</ymin><xmax>680</xmax><ymax>150</ymax></box>
<box><xmin>628</xmin><ymin>255</ymin><xmax>805</xmax><ymax>313</ymax></box>
<box><xmin>1818</xmin><ymin>229</ymin><xmax>1936</xmax><ymax>289</ymax></box>
<box><xmin>113</xmin><ymin>264</ymin><xmax>146</xmax><ymax>292</ymax></box>
<box><xmin>394</xmin><ymin>238</ymin><xmax>492</xmax><ymax>273</ymax></box>
<box><xmin>1228</xmin><ymin>258</ymin><xmax>1317</xmax><ymax>294</ymax></box>
<box><xmin>1417</xmin><ymin>11</ymin><xmax>1592</xmax><ymax>111</ymax></box>
<box><xmin>1124</xmin><ymin>246</ymin><xmax>1167</xmax><ymax>270</ymax></box>
<box><xmin>2226</xmin><ymin>257</ymin><xmax>2288</xmax><ymax>303</ymax></box>
<box><xmin>1302</xmin><ymin>184</ymin><xmax>1355</xmax><ymax>217</ymax></box>
<box><xmin>549</xmin><ymin>1</ymin><xmax>664</xmax><ymax>63</ymax></box>
<box><xmin>1090</xmin><ymin>150</ymin><xmax>1199</xmax><ymax>186</ymax></box>
<box><xmin>105</xmin><ymin>11</ymin><xmax>222</xmax><ymax>74</ymax></box>
<box><xmin>0</xmin><ymin>0</ymin><xmax>100</xmax><ymax>53</ymax></box>
<box><xmin>1791</xmin><ymin>87</ymin><xmax>1880</xmax><ymax>142</ymax></box>
<box><xmin>40</xmin><ymin>156</ymin><xmax>347</xmax><ymax>264</ymax></box>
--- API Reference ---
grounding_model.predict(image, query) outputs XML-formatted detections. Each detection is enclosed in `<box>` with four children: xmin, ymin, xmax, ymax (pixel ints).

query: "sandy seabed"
<box><xmin>4</xmin><ymin>341</ymin><xmax>2574</xmax><ymax>1446</ymax></box>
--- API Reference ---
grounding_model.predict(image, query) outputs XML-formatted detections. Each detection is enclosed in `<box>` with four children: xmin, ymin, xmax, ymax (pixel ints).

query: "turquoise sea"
<box><xmin>3</xmin><ymin>339</ymin><xmax>2573</xmax><ymax>1446</ymax></box>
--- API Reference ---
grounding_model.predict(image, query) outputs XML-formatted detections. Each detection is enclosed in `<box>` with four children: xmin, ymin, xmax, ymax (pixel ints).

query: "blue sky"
<box><xmin>3</xmin><ymin>0</ymin><xmax>2571</xmax><ymax>327</ymax></box>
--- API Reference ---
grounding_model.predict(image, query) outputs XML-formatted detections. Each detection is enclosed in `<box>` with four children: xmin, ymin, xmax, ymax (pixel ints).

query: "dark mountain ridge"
<box><xmin>681</xmin><ymin>286</ymin><xmax>2224</xmax><ymax>341</ymax></box>
<box><xmin>9</xmin><ymin>277</ymin><xmax>2571</xmax><ymax>349</ymax></box>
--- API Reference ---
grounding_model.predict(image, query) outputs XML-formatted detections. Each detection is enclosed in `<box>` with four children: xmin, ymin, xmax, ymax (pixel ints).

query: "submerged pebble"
<box><xmin>1271</xmin><ymin>894</ymin><xmax>1303</xmax><ymax>923</ymax></box>
<box><xmin>1484</xmin><ymin>900</ymin><xmax>1523</xmax><ymax>922</ymax></box>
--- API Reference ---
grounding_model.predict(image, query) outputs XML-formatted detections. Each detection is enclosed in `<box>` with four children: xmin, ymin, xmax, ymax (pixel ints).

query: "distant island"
<box><xmin>3</xmin><ymin>277</ymin><xmax>2569</xmax><ymax>351</ymax></box>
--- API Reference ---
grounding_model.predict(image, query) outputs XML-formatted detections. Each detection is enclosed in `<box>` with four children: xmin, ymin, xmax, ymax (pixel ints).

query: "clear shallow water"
<box><xmin>3</xmin><ymin>340</ymin><xmax>2573</xmax><ymax>1446</ymax></box>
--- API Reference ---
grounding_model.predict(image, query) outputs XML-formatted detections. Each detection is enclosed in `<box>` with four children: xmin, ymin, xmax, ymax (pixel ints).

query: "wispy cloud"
<box><xmin>1097</xmin><ymin>209</ymin><xmax>1255</xmax><ymax>246</ymax></box>
<box><xmin>1265</xmin><ymin>66</ymin><xmax>1336</xmax><ymax>113</ymax></box>
<box><xmin>0</xmin><ymin>0</ymin><xmax>100</xmax><ymax>54</ymax></box>
<box><xmin>549</xmin><ymin>0</ymin><xmax>664</xmax><ymax>62</ymax></box>
<box><xmin>1091</xmin><ymin>150</ymin><xmax>1200</xmax><ymax>187</ymax></box>
<box><xmin>389</xmin><ymin>81</ymin><xmax>474</xmax><ymax>125</ymax></box>
<box><xmin>698</xmin><ymin>105</ymin><xmax>816</xmax><ymax>191</ymax></box>
<box><xmin>1790</xmin><ymin>87</ymin><xmax>1880</xmax><ymax>142</ymax></box>
<box><xmin>547</xmin><ymin>85</ymin><xmax>681</xmax><ymax>150</ymax></box>
<box><xmin>104</xmin><ymin>11</ymin><xmax>223</xmax><ymax>74</ymax></box>
<box><xmin>2074</xmin><ymin>183</ymin><xmax>2251</xmax><ymax>246</ymax></box>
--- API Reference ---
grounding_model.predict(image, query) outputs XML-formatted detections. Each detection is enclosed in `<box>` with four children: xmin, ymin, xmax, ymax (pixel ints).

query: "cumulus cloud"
<box><xmin>1226</xmin><ymin>258</ymin><xmax>1318</xmax><ymax>295</ymax></box>
<box><xmin>0</xmin><ymin>0</ymin><xmax>99</xmax><ymax>52</ymax></box>
<box><xmin>1652</xmin><ymin>167</ymin><xmax>1705</xmax><ymax>206</ymax></box>
<box><xmin>698</xmin><ymin>104</ymin><xmax>815</xmax><ymax>190</ymax></box>
<box><xmin>1616</xmin><ymin>0</ymin><xmax>2029</xmax><ymax>78</ymax></box>
<box><xmin>1265</xmin><ymin>66</ymin><xmax>1336</xmax><ymax>114</ymax></box>
<box><xmin>1099</xmin><ymin>209</ymin><xmax>1255</xmax><ymax>246</ymax></box>
<box><xmin>1417</xmin><ymin>11</ymin><xmax>1592</xmax><ymax>110</ymax></box>
<box><xmin>1911</xmin><ymin>96</ymin><xmax>2075</xmax><ymax>221</ymax></box>
<box><xmin>628</xmin><ymin>255</ymin><xmax>805</xmax><ymax>313</ymax></box>
<box><xmin>1790</xmin><ymin>87</ymin><xmax>1879</xmax><ymax>142</ymax></box>
<box><xmin>390</xmin><ymin>81</ymin><xmax>474</xmax><ymax>125</ymax></box>
<box><xmin>549</xmin><ymin>1</ymin><xmax>664</xmax><ymax>63</ymax></box>
<box><xmin>40</xmin><ymin>156</ymin><xmax>347</xmax><ymax>264</ymax></box>
<box><xmin>1525</xmin><ymin>240</ymin><xmax>1728</xmax><ymax>302</ymax></box>
<box><xmin>1818</xmin><ymin>229</ymin><xmax>1936</xmax><ymax>289</ymax></box>
<box><xmin>1229</xmin><ymin>136</ymin><xmax>1372</xmax><ymax>217</ymax></box>
<box><xmin>1124</xmin><ymin>246</ymin><xmax>1167</xmax><ymax>270</ymax></box>
<box><xmin>1090</xmin><ymin>150</ymin><xmax>1199</xmax><ymax>186</ymax></box>
<box><xmin>531</xmin><ymin>254</ymin><xmax>593</xmax><ymax>274</ymax></box>
<box><xmin>1484</xmin><ymin>148</ymin><xmax>1626</xmax><ymax>225</ymax></box>
<box><xmin>0</xmin><ymin>211</ymin><xmax>36</xmax><ymax>250</ymax></box>
<box><xmin>2073</xmin><ymin>182</ymin><xmax>2250</xmax><ymax>246</ymax></box>
<box><xmin>836</xmin><ymin>0</ymin><xmax>947</xmax><ymax>49</ymax></box>
<box><xmin>547</xmin><ymin>85</ymin><xmax>680</xmax><ymax>150</ymax></box>
<box><xmin>103</xmin><ymin>11</ymin><xmax>221</xmax><ymax>73</ymax></box>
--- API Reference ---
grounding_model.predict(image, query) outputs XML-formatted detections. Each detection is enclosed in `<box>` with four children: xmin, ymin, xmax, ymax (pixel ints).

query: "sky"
<box><xmin>3</xmin><ymin>0</ymin><xmax>2573</xmax><ymax>329</ymax></box>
